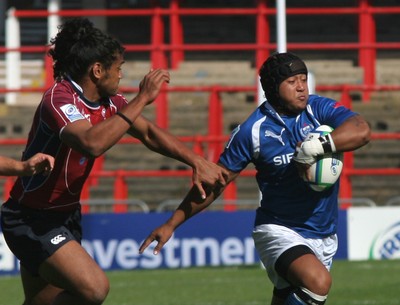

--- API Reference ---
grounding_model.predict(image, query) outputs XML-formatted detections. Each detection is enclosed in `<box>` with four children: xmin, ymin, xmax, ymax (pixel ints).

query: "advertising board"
<box><xmin>348</xmin><ymin>207</ymin><xmax>400</xmax><ymax>260</ymax></box>
<box><xmin>1</xmin><ymin>211</ymin><xmax>258</xmax><ymax>275</ymax></box>
<box><xmin>0</xmin><ymin>209</ymin><xmax>349</xmax><ymax>276</ymax></box>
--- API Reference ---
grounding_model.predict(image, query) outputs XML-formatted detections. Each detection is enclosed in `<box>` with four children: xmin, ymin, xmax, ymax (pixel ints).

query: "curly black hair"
<box><xmin>48</xmin><ymin>18</ymin><xmax>125</xmax><ymax>81</ymax></box>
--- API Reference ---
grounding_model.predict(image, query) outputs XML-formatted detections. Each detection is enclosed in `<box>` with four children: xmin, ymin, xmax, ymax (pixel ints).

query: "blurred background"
<box><xmin>0</xmin><ymin>1</ymin><xmax>400</xmax><ymax>274</ymax></box>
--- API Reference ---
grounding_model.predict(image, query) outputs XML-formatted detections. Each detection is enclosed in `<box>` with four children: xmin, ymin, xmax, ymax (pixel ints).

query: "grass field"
<box><xmin>0</xmin><ymin>259</ymin><xmax>399</xmax><ymax>305</ymax></box>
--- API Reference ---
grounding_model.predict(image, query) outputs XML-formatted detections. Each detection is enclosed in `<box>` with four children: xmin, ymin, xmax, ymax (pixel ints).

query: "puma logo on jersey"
<box><xmin>265</xmin><ymin>128</ymin><xmax>285</xmax><ymax>146</ymax></box>
<box><xmin>51</xmin><ymin>234</ymin><xmax>66</xmax><ymax>245</ymax></box>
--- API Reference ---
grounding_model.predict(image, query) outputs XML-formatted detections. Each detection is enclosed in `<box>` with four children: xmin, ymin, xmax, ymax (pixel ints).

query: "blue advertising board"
<box><xmin>81</xmin><ymin>211</ymin><xmax>259</xmax><ymax>270</ymax></box>
<box><xmin>335</xmin><ymin>209</ymin><xmax>348</xmax><ymax>259</ymax></box>
<box><xmin>0</xmin><ymin>210</ymin><xmax>348</xmax><ymax>276</ymax></box>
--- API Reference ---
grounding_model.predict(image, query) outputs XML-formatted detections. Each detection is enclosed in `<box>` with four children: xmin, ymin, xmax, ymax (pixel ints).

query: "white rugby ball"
<box><xmin>303</xmin><ymin>125</ymin><xmax>343</xmax><ymax>192</ymax></box>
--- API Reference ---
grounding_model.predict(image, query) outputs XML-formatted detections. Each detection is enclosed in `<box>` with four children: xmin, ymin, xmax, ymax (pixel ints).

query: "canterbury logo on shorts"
<box><xmin>50</xmin><ymin>234</ymin><xmax>66</xmax><ymax>245</ymax></box>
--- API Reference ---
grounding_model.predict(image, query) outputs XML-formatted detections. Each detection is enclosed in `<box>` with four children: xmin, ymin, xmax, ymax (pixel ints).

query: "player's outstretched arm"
<box><xmin>139</xmin><ymin>167</ymin><xmax>238</xmax><ymax>255</ymax></box>
<box><xmin>128</xmin><ymin>117</ymin><xmax>229</xmax><ymax>198</ymax></box>
<box><xmin>138</xmin><ymin>185</ymin><xmax>220</xmax><ymax>255</ymax></box>
<box><xmin>0</xmin><ymin>153</ymin><xmax>54</xmax><ymax>176</ymax></box>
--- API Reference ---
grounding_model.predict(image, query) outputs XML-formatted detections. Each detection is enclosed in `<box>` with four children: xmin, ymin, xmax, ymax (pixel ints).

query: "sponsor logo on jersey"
<box><xmin>51</xmin><ymin>234</ymin><xmax>66</xmax><ymax>245</ymax></box>
<box><xmin>60</xmin><ymin>104</ymin><xmax>85</xmax><ymax>122</ymax></box>
<box><xmin>265</xmin><ymin>128</ymin><xmax>285</xmax><ymax>146</ymax></box>
<box><xmin>300</xmin><ymin>123</ymin><xmax>314</xmax><ymax>138</ymax></box>
<box><xmin>273</xmin><ymin>153</ymin><xmax>294</xmax><ymax>166</ymax></box>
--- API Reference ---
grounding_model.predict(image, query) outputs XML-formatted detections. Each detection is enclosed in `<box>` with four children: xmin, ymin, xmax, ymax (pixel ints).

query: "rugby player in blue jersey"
<box><xmin>140</xmin><ymin>52</ymin><xmax>371</xmax><ymax>305</ymax></box>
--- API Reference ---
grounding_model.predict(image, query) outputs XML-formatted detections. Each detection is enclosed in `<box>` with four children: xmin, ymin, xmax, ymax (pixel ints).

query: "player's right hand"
<box><xmin>139</xmin><ymin>223</ymin><xmax>175</xmax><ymax>255</ymax></box>
<box><xmin>23</xmin><ymin>153</ymin><xmax>54</xmax><ymax>176</ymax></box>
<box><xmin>292</xmin><ymin>141</ymin><xmax>317</xmax><ymax>165</ymax></box>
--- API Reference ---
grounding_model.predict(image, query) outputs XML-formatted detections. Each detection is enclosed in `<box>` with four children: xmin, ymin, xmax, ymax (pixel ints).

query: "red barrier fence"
<box><xmin>3</xmin><ymin>0</ymin><xmax>400</xmax><ymax>103</ymax></box>
<box><xmin>1</xmin><ymin>130</ymin><xmax>400</xmax><ymax>212</ymax></box>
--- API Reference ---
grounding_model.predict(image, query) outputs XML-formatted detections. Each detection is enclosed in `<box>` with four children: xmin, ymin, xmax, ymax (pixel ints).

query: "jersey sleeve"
<box><xmin>111</xmin><ymin>94</ymin><xmax>130</xmax><ymax>109</ymax></box>
<box><xmin>310</xmin><ymin>95</ymin><xmax>357</xmax><ymax>128</ymax></box>
<box><xmin>218</xmin><ymin>123</ymin><xmax>253</xmax><ymax>173</ymax></box>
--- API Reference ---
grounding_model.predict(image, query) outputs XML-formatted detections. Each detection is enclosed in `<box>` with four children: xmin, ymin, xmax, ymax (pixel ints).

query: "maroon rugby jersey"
<box><xmin>10</xmin><ymin>79</ymin><xmax>129</xmax><ymax>211</ymax></box>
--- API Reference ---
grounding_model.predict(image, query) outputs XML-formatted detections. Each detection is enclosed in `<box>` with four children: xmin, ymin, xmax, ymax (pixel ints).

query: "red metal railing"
<box><xmin>1</xmin><ymin>131</ymin><xmax>400</xmax><ymax>212</ymax></box>
<box><xmin>1</xmin><ymin>110</ymin><xmax>400</xmax><ymax>212</ymax></box>
<box><xmin>3</xmin><ymin>0</ymin><xmax>400</xmax><ymax>104</ymax></box>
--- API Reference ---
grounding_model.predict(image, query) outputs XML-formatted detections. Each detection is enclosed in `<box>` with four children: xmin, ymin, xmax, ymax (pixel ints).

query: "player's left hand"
<box><xmin>22</xmin><ymin>153</ymin><xmax>54</xmax><ymax>176</ymax></box>
<box><xmin>191</xmin><ymin>158</ymin><xmax>228</xmax><ymax>199</ymax></box>
<box><xmin>294</xmin><ymin>161</ymin><xmax>312</xmax><ymax>181</ymax></box>
<box><xmin>137</xmin><ymin>68</ymin><xmax>170</xmax><ymax>106</ymax></box>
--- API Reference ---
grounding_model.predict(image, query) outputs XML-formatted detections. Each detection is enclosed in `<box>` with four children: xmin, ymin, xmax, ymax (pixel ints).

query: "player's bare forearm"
<box><xmin>129</xmin><ymin>119</ymin><xmax>228</xmax><ymax>196</ymax></box>
<box><xmin>139</xmin><ymin>184</ymin><xmax>222</xmax><ymax>255</ymax></box>
<box><xmin>0</xmin><ymin>156</ymin><xmax>24</xmax><ymax>176</ymax></box>
<box><xmin>330</xmin><ymin>114</ymin><xmax>371</xmax><ymax>152</ymax></box>
<box><xmin>162</xmin><ymin>167</ymin><xmax>235</xmax><ymax>228</ymax></box>
<box><xmin>130</xmin><ymin>117</ymin><xmax>194</xmax><ymax>163</ymax></box>
<box><xmin>139</xmin><ymin>167</ymin><xmax>238</xmax><ymax>255</ymax></box>
<box><xmin>173</xmin><ymin>166</ymin><xmax>238</xmax><ymax>222</ymax></box>
<box><xmin>173</xmin><ymin>184</ymin><xmax>222</xmax><ymax>224</ymax></box>
<box><xmin>60</xmin><ymin>99</ymin><xmax>148</xmax><ymax>158</ymax></box>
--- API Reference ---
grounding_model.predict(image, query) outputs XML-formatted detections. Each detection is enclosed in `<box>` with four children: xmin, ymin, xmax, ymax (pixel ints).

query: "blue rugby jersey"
<box><xmin>219</xmin><ymin>94</ymin><xmax>356</xmax><ymax>238</ymax></box>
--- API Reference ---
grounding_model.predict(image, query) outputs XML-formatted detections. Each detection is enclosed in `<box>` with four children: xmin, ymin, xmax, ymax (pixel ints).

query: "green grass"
<box><xmin>0</xmin><ymin>260</ymin><xmax>399</xmax><ymax>305</ymax></box>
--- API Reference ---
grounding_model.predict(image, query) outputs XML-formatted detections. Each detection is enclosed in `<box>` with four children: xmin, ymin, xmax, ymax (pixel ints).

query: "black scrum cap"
<box><xmin>259</xmin><ymin>52</ymin><xmax>308</xmax><ymax>104</ymax></box>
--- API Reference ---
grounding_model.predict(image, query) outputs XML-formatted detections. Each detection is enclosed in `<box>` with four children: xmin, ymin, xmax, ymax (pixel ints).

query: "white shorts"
<box><xmin>252</xmin><ymin>224</ymin><xmax>338</xmax><ymax>290</ymax></box>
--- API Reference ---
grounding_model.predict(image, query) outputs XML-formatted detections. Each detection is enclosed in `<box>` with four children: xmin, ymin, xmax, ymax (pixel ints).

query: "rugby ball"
<box><xmin>303</xmin><ymin>125</ymin><xmax>343</xmax><ymax>192</ymax></box>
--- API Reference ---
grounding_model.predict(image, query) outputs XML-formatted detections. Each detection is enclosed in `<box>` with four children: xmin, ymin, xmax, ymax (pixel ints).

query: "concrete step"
<box><xmin>352</xmin><ymin>176</ymin><xmax>400</xmax><ymax>206</ymax></box>
<box><xmin>89</xmin><ymin>175</ymin><xmax>192</xmax><ymax>210</ymax></box>
<box><xmin>177</xmin><ymin>60</ymin><xmax>253</xmax><ymax>72</ymax></box>
<box><xmin>353</xmin><ymin>99</ymin><xmax>400</xmax><ymax>132</ymax></box>
<box><xmin>306</xmin><ymin>59</ymin><xmax>364</xmax><ymax>85</ymax></box>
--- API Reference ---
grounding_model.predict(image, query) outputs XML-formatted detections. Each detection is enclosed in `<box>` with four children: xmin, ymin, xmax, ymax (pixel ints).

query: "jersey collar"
<box><xmin>262</xmin><ymin>101</ymin><xmax>286</xmax><ymax>126</ymax></box>
<box><xmin>65</xmin><ymin>76</ymin><xmax>110</xmax><ymax>107</ymax></box>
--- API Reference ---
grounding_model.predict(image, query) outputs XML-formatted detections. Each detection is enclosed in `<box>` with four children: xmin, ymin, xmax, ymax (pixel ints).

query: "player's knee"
<box><xmin>285</xmin><ymin>287</ymin><xmax>327</xmax><ymax>305</ymax></box>
<box><xmin>81</xmin><ymin>276</ymin><xmax>110</xmax><ymax>305</ymax></box>
<box><xmin>306</xmin><ymin>270</ymin><xmax>331</xmax><ymax>296</ymax></box>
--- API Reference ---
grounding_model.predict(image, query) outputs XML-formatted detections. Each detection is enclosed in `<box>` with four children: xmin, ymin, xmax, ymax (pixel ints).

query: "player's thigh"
<box><xmin>286</xmin><ymin>253</ymin><xmax>331</xmax><ymax>295</ymax></box>
<box><xmin>39</xmin><ymin>240</ymin><xmax>109</xmax><ymax>299</ymax></box>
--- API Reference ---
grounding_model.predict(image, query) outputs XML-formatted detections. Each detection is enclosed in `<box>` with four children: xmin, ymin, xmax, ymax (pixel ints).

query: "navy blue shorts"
<box><xmin>0</xmin><ymin>198</ymin><xmax>82</xmax><ymax>276</ymax></box>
